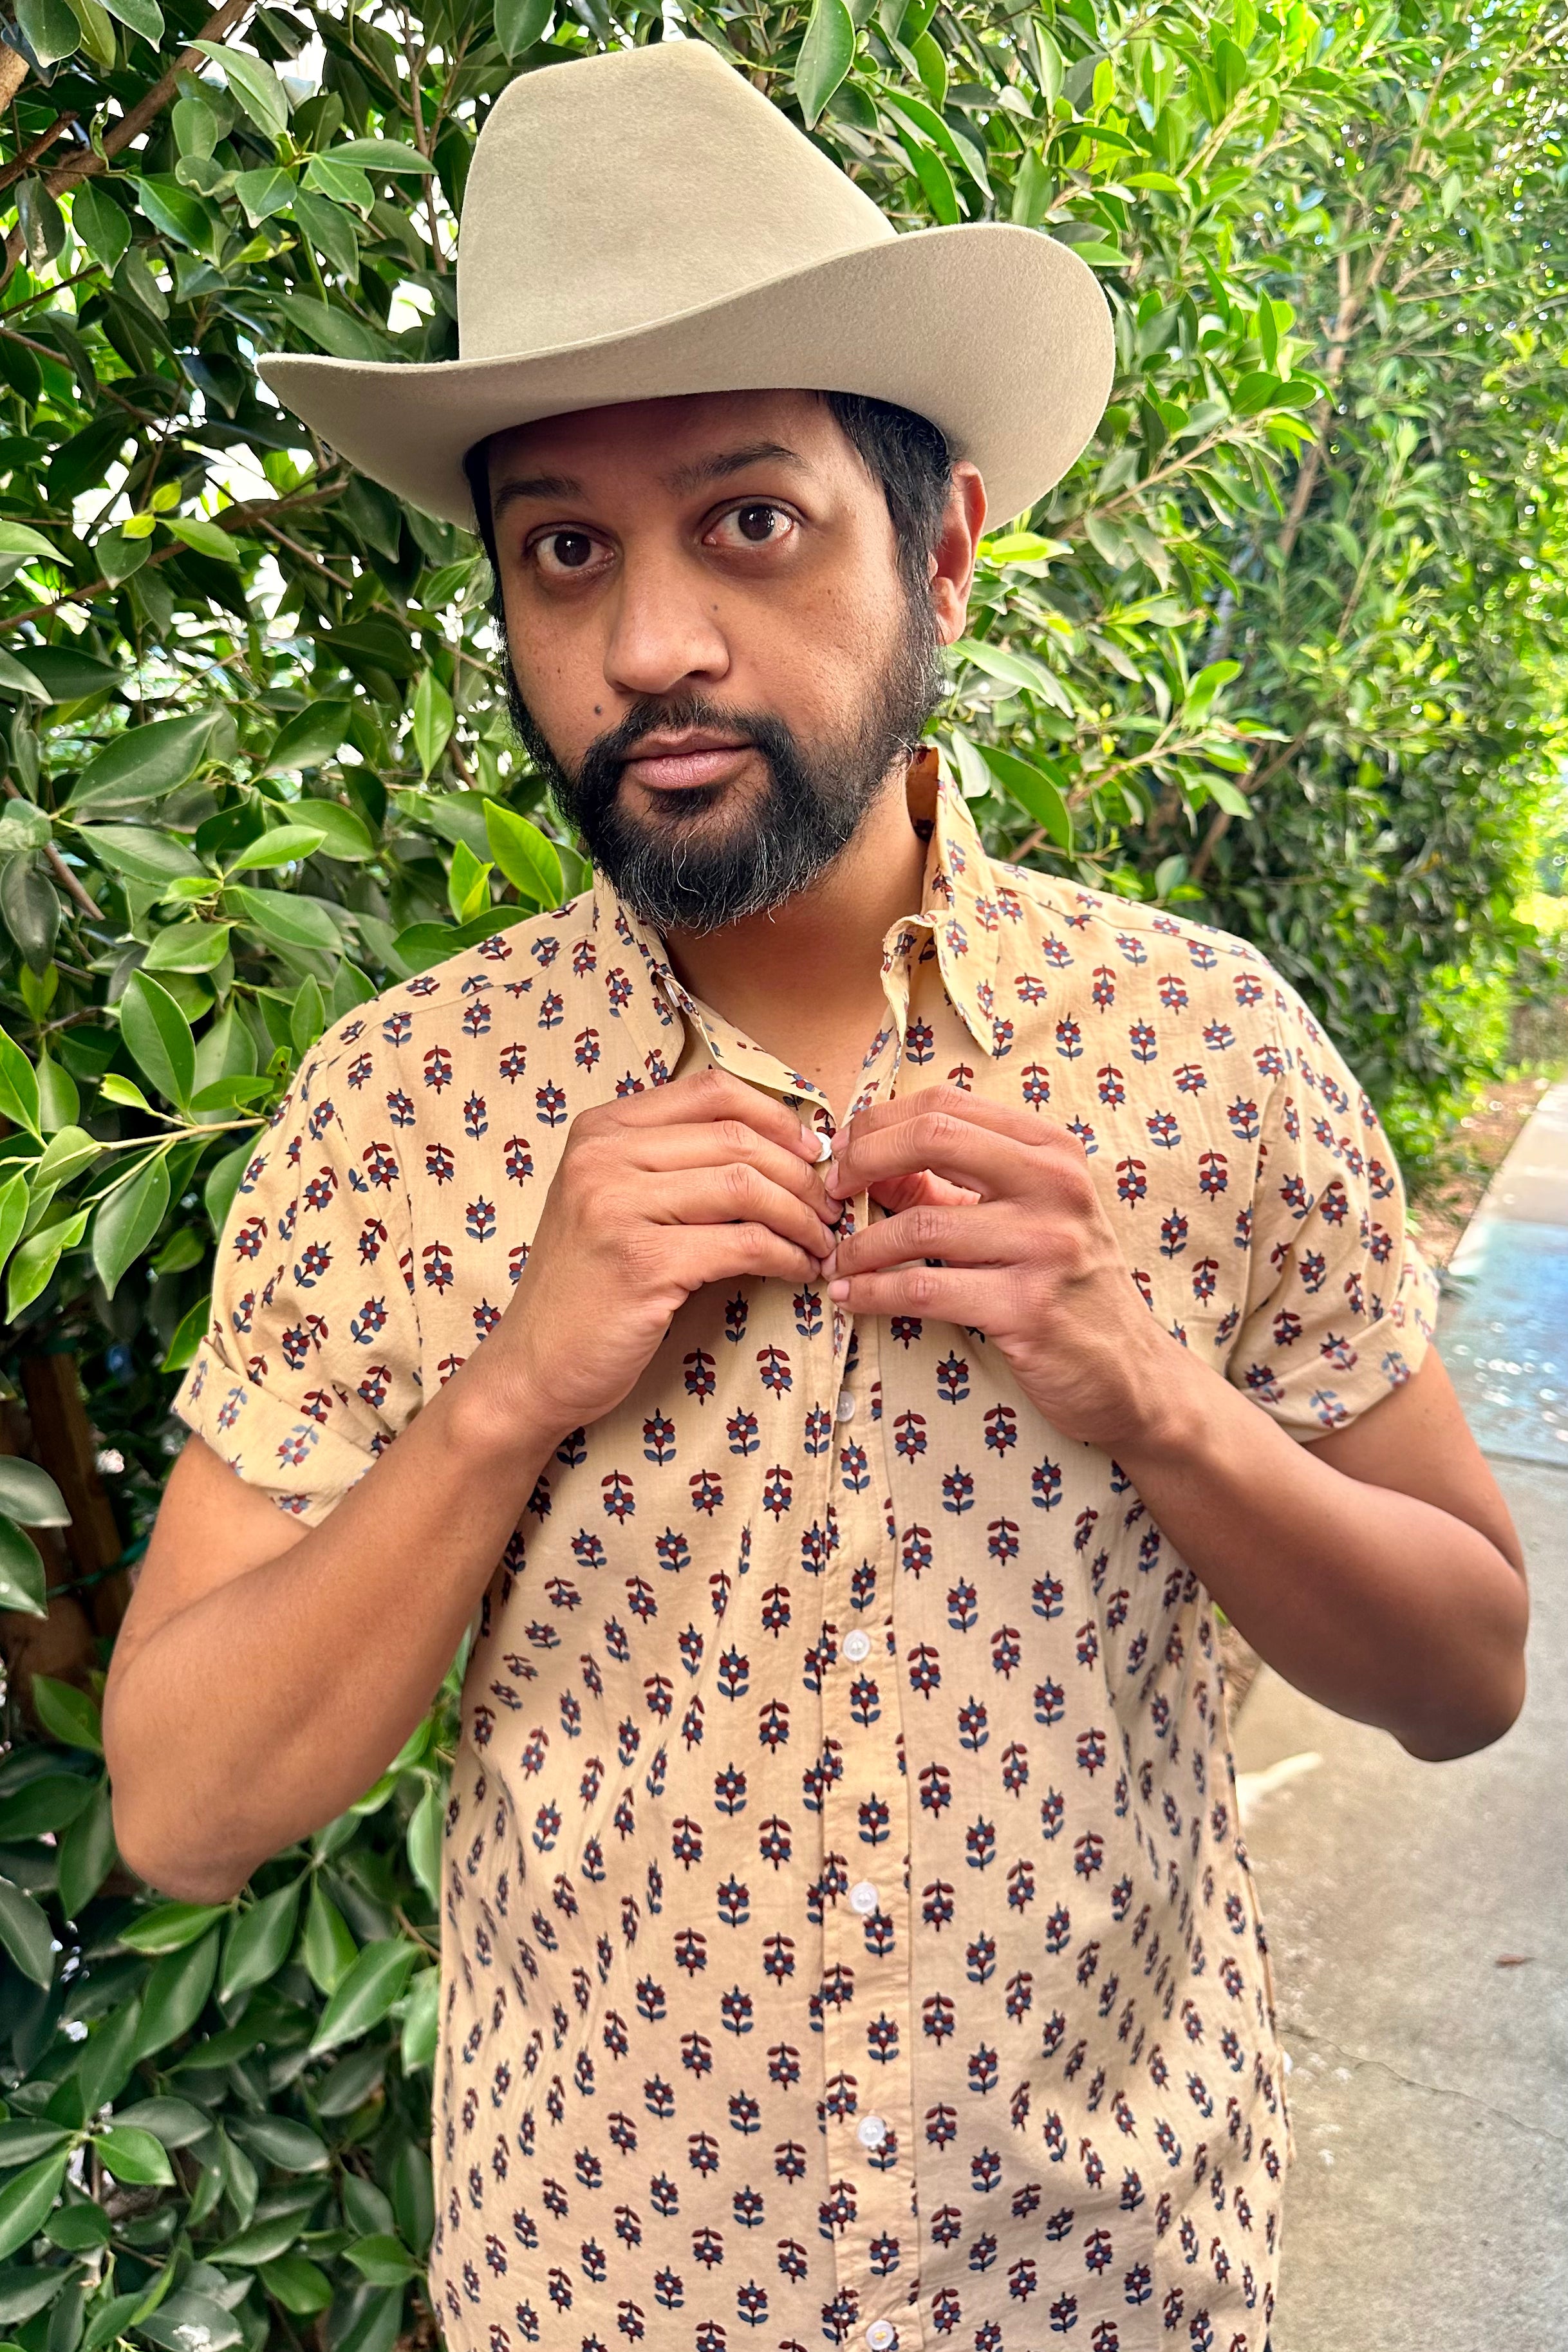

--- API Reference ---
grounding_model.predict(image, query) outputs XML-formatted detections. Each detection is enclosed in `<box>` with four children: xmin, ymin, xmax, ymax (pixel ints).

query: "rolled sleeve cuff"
<box><xmin>174</xmin><ymin>1333</ymin><xmax>384</xmax><ymax>1527</ymax></box>
<box><xmin>1229</xmin><ymin>1238</ymin><xmax>1441</xmax><ymax>1441</ymax></box>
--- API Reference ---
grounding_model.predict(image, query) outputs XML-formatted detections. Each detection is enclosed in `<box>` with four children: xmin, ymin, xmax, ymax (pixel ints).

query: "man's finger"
<box><xmin>636</xmin><ymin>1123</ymin><xmax>837</xmax><ymax>1220</ymax></box>
<box><xmin>825</xmin><ymin>1261</ymin><xmax>1003</xmax><ymax>1323</ymax></box>
<box><xmin>841</xmin><ymin>1084</ymin><xmax>1056</xmax><ymax>1150</ymax></box>
<box><xmin>828</xmin><ymin>1200</ymin><xmax>1015</xmax><ymax>1278</ymax></box>
<box><xmin>866</xmin><ymin>1170</ymin><xmax>980</xmax><ymax>1214</ymax></box>
<box><xmin>597</xmin><ymin>1064</ymin><xmax>824</xmax><ymax>1160</ymax></box>
<box><xmin>828</xmin><ymin>1107</ymin><xmax>1030</xmax><ymax>1201</ymax></box>
<box><xmin>642</xmin><ymin>1166</ymin><xmax>836</xmax><ymax>1259</ymax></box>
<box><xmin>671</xmin><ymin>1224</ymin><xmax>825</xmax><ymax>1295</ymax></box>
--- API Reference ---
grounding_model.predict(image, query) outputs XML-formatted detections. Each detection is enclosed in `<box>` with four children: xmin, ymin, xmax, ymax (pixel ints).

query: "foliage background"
<box><xmin>0</xmin><ymin>0</ymin><xmax>1565</xmax><ymax>2346</ymax></box>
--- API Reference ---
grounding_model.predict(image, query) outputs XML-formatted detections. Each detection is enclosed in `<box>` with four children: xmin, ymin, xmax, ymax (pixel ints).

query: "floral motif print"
<box><xmin>178</xmin><ymin>765</ymin><xmax>1436</xmax><ymax>2352</ymax></box>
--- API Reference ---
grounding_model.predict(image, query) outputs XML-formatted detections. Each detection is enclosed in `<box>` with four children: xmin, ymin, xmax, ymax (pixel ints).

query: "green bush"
<box><xmin>0</xmin><ymin>0</ymin><xmax>1565</xmax><ymax>2346</ymax></box>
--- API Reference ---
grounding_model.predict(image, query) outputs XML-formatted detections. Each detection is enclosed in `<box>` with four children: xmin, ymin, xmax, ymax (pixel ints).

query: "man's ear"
<box><xmin>929</xmin><ymin>462</ymin><xmax>988</xmax><ymax>647</ymax></box>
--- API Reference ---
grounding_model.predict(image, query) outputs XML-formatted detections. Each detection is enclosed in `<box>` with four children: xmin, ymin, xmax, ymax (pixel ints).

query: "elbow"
<box><xmin>109</xmin><ymin>1785</ymin><xmax>252</xmax><ymax>1905</ymax></box>
<box><xmin>1398</xmin><ymin>1653</ymin><xmax>1527</xmax><ymax>1764</ymax></box>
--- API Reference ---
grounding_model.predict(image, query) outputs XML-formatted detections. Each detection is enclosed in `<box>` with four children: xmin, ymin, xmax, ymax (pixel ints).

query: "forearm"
<box><xmin>104</xmin><ymin>1360</ymin><xmax>559</xmax><ymax>1899</ymax></box>
<box><xmin>1118</xmin><ymin>1358</ymin><xmax>1528</xmax><ymax>1759</ymax></box>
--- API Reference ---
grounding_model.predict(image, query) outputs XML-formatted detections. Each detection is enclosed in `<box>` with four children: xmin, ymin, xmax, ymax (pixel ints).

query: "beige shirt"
<box><xmin>179</xmin><ymin>764</ymin><xmax>1437</xmax><ymax>2352</ymax></box>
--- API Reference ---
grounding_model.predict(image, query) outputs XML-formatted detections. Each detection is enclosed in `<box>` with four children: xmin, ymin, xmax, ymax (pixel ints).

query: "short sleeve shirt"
<box><xmin>177</xmin><ymin>760</ymin><xmax>1437</xmax><ymax>2352</ymax></box>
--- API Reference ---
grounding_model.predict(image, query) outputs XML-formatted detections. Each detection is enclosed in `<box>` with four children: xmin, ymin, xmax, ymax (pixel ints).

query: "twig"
<box><xmin>0</xmin><ymin>42</ymin><xmax>25</xmax><ymax>112</ymax></box>
<box><xmin>2</xmin><ymin>778</ymin><xmax>104</xmax><ymax>919</ymax></box>
<box><xmin>0</xmin><ymin>110</ymin><xmax>79</xmax><ymax>196</ymax></box>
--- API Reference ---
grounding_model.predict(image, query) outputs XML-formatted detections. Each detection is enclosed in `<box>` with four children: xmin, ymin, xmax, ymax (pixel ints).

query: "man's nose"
<box><xmin>601</xmin><ymin>548</ymin><xmax>731</xmax><ymax>700</ymax></box>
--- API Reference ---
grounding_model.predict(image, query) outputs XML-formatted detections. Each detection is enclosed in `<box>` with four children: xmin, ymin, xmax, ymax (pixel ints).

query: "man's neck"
<box><xmin>662</xmin><ymin>756</ymin><xmax>931</xmax><ymax>1122</ymax></box>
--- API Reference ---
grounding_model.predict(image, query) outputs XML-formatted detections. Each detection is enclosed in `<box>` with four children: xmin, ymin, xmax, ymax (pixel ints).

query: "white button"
<box><xmin>857</xmin><ymin>2114</ymin><xmax>888</xmax><ymax>2151</ymax></box>
<box><xmin>835</xmin><ymin>1388</ymin><xmax>856</xmax><ymax>1421</ymax></box>
<box><xmin>865</xmin><ymin>2319</ymin><xmax>897</xmax><ymax>2350</ymax></box>
<box><xmin>841</xmin><ymin>1629</ymin><xmax>871</xmax><ymax>1663</ymax></box>
<box><xmin>849</xmin><ymin>1880</ymin><xmax>878</xmax><ymax>1916</ymax></box>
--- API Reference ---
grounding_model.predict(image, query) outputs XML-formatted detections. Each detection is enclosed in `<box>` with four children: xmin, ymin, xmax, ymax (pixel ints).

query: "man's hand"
<box><xmin>494</xmin><ymin>1065</ymin><xmax>837</xmax><ymax>1444</ymax></box>
<box><xmin>823</xmin><ymin>1088</ymin><xmax>1176</xmax><ymax>1452</ymax></box>
<box><xmin>824</xmin><ymin>1083</ymin><xmax>1527</xmax><ymax>1762</ymax></box>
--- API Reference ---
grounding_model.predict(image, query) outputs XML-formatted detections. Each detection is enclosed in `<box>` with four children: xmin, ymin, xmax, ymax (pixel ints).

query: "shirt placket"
<box><xmin>817</xmin><ymin>947</ymin><xmax>928</xmax><ymax>2352</ymax></box>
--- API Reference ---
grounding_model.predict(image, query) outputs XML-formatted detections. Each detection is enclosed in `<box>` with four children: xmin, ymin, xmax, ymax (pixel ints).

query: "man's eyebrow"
<box><xmin>663</xmin><ymin>442</ymin><xmax>807</xmax><ymax>496</ymax></box>
<box><xmin>490</xmin><ymin>471</ymin><xmax>584</xmax><ymax>518</ymax></box>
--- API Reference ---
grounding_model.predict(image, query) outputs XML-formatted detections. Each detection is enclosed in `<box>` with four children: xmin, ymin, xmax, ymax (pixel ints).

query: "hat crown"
<box><xmin>457</xmin><ymin>44</ymin><xmax>893</xmax><ymax>359</ymax></box>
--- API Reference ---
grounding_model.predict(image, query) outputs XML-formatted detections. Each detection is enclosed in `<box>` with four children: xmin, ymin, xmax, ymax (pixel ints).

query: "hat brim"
<box><xmin>259</xmin><ymin>221</ymin><xmax>1114</xmax><ymax>531</ymax></box>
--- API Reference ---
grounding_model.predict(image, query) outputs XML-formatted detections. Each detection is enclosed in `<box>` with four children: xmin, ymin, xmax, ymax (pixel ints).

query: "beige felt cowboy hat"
<box><xmin>260</xmin><ymin>41</ymin><xmax>1114</xmax><ymax>528</ymax></box>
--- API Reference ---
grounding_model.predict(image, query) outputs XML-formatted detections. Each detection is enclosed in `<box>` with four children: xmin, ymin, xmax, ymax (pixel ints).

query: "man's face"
<box><xmin>481</xmin><ymin>391</ymin><xmax>951</xmax><ymax>933</ymax></box>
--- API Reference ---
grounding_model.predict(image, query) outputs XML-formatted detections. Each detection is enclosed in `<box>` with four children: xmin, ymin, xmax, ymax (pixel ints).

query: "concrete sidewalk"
<box><xmin>1235</xmin><ymin>1081</ymin><xmax>1568</xmax><ymax>2352</ymax></box>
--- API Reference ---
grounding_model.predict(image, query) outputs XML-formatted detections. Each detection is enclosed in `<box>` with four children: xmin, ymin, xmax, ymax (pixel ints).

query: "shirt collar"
<box><xmin>592</xmin><ymin>747</ymin><xmax>1007</xmax><ymax>1070</ymax></box>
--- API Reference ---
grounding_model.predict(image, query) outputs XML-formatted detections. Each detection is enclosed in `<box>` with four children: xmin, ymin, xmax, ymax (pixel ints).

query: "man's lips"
<box><xmin>620</xmin><ymin>736</ymin><xmax>754</xmax><ymax>792</ymax></box>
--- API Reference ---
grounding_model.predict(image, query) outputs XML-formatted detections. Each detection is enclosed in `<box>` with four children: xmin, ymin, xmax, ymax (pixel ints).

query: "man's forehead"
<box><xmin>485</xmin><ymin>388</ymin><xmax>838</xmax><ymax>482</ymax></box>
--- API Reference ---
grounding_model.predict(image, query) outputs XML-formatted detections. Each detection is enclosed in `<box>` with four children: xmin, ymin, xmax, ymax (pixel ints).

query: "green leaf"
<box><xmin>400</xmin><ymin>1965</ymin><xmax>440</xmax><ymax>2073</ymax></box>
<box><xmin>411</xmin><ymin>669</ymin><xmax>454</xmax><ymax>777</ymax></box>
<box><xmin>299</xmin><ymin>1881</ymin><xmax>355</xmax><ymax>1998</ymax></box>
<box><xmin>55</xmin><ymin>1779</ymin><xmax>116</xmax><ymax>1919</ymax></box>
<box><xmin>7</xmin><ymin>1208</ymin><xmax>88</xmax><ymax>1321</ymax></box>
<box><xmin>794</xmin><ymin>0</ymin><xmax>855</xmax><ymax>127</ymax></box>
<box><xmin>68</xmin><ymin>713</ymin><xmax>219</xmax><ymax>813</ymax></box>
<box><xmin>406</xmin><ymin>1780</ymin><xmax>443</xmax><ymax>1906</ymax></box>
<box><xmin>137</xmin><ymin>2295</ymin><xmax>242</xmax><ymax>2352</ymax></box>
<box><xmin>71</xmin><ymin>180</ymin><xmax>131</xmax><ymax>268</ymax></box>
<box><xmin>211</xmin><ymin>2211</ymin><xmax>306</xmax><ymax>2267</ymax></box>
<box><xmin>91</xmin><ymin>1153</ymin><xmax>171</xmax><ymax>1299</ymax></box>
<box><xmin>268</xmin><ymin>294</ymin><xmax>394</xmax><ymax>362</ymax></box>
<box><xmin>161</xmin><ymin>1291</ymin><xmax>212</xmax><ymax>1374</ymax></box>
<box><xmin>978</xmin><ymin>745</ymin><xmax>1074</xmax><ymax>849</ymax></box>
<box><xmin>233</xmin><ymin>2113</ymin><xmax>329</xmax><ymax>2172</ymax></box>
<box><xmin>73</xmin><ymin>824</ymin><xmax>207</xmax><ymax>886</ymax></box>
<box><xmin>953</xmin><ymin>635</ymin><xmax>1075</xmax><ymax>714</ymax></box>
<box><xmin>1186</xmin><ymin>658</ymin><xmax>1242</xmax><ymax>717</ymax></box>
<box><xmin>32</xmin><ymin>1126</ymin><xmax>101</xmax><ymax>1189</ymax></box>
<box><xmin>1204</xmin><ymin>774</ymin><xmax>1255</xmax><ymax>819</ymax></box>
<box><xmin>135</xmin><ymin>1925</ymin><xmax>220</xmax><ymax>2058</ymax></box>
<box><xmin>227</xmin><ymin>823</ymin><xmax>329</xmax><ymax>874</ymax></box>
<box><xmin>219</xmin><ymin>1879</ymin><xmax>302</xmax><ymax>2002</ymax></box>
<box><xmin>14</xmin><ymin>0</ymin><xmax>79</xmax><ymax>70</ymax></box>
<box><xmin>0</xmin><ymin>1172</ymin><xmax>26</xmax><ymax>1279</ymax></box>
<box><xmin>194</xmin><ymin>38</ymin><xmax>290</xmax><ymax>136</ymax></box>
<box><xmin>225</xmin><ymin>887</ymin><xmax>342</xmax><ymax>953</ymax></box>
<box><xmin>327</xmin><ymin>138</ymin><xmax>436</xmax><ymax>174</ymax></box>
<box><xmin>97</xmin><ymin>0</ymin><xmax>162</xmax><ymax>39</ymax></box>
<box><xmin>0</xmin><ymin>1461</ymin><xmax>69</xmax><ymax>1529</ymax></box>
<box><xmin>144</xmin><ymin>920</ymin><xmax>233</xmax><ymax>974</ymax></box>
<box><xmin>0</xmin><ymin>2155</ymin><xmax>69</xmax><ymax>2264</ymax></box>
<box><xmin>0</xmin><ymin>2125</ymin><xmax>71</xmax><ymax>2171</ymax></box>
<box><xmin>494</xmin><ymin>0</ymin><xmax>552</xmax><ymax>59</ymax></box>
<box><xmin>0</xmin><ymin>1028</ymin><xmax>41</xmax><ymax>1141</ymax></box>
<box><xmin>119</xmin><ymin>1899</ymin><xmax>230</xmax><ymax>1955</ymax></box>
<box><xmin>261</xmin><ymin>700</ymin><xmax>355</xmax><ymax>774</ymax></box>
<box><xmin>111</xmin><ymin>2098</ymin><xmax>210</xmax><ymax>2149</ymax></box>
<box><xmin>257</xmin><ymin>2255</ymin><xmax>333</xmax><ymax>2315</ymax></box>
<box><xmin>30</xmin><ymin>1675</ymin><xmax>100</xmax><ymax>1750</ymax></box>
<box><xmin>0</xmin><ymin>1878</ymin><xmax>55</xmax><ymax>1988</ymax></box>
<box><xmin>483</xmin><ymin>799</ymin><xmax>563</xmax><ymax>908</ymax></box>
<box><xmin>165</xmin><ymin>514</ymin><xmax>241</xmax><ymax>568</ymax></box>
<box><xmin>0</xmin><ymin>1522</ymin><xmax>47</xmax><ymax>1618</ymax></box>
<box><xmin>0</xmin><ymin>521</ymin><xmax>61</xmax><ymax>563</ymax></box>
<box><xmin>310</xmin><ymin>1936</ymin><xmax>417</xmax><ymax>2053</ymax></box>
<box><xmin>0</xmin><ymin>649</ymin><xmax>50</xmax><ymax>700</ymax></box>
<box><xmin>344</xmin><ymin>2234</ymin><xmax>423</xmax><ymax>2286</ymax></box>
<box><xmin>302</xmin><ymin>801</ymin><xmax>375</xmax><ymax>861</ymax></box>
<box><xmin>96</xmin><ymin>2125</ymin><xmax>174</xmax><ymax>2187</ymax></box>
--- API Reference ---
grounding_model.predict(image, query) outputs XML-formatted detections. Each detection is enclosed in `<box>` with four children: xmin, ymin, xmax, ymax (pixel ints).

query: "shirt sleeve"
<box><xmin>173</xmin><ymin>1034</ymin><xmax>424</xmax><ymax>1522</ymax></box>
<box><xmin>1226</xmin><ymin>973</ymin><xmax>1441</xmax><ymax>1439</ymax></box>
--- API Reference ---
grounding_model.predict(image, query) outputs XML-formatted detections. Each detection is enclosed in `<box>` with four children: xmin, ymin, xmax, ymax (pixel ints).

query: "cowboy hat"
<box><xmin>260</xmin><ymin>41</ymin><xmax>1115</xmax><ymax>528</ymax></box>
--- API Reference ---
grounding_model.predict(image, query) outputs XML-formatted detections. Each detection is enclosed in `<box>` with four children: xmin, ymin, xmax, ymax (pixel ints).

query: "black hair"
<box><xmin>461</xmin><ymin>390</ymin><xmax>953</xmax><ymax>604</ymax></box>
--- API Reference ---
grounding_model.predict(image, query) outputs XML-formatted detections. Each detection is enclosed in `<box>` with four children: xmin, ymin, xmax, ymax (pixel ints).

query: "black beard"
<box><xmin>501</xmin><ymin>600</ymin><xmax>943</xmax><ymax>935</ymax></box>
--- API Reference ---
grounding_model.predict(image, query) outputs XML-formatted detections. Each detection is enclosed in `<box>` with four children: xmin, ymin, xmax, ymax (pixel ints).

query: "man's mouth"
<box><xmin>619</xmin><ymin>730</ymin><xmax>755</xmax><ymax>793</ymax></box>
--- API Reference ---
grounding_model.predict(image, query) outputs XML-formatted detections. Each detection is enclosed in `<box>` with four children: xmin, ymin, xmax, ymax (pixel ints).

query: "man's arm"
<box><xmin>104</xmin><ymin>1069</ymin><xmax>838</xmax><ymax>1901</ymax></box>
<box><xmin>824</xmin><ymin>1088</ymin><xmax>1527</xmax><ymax>1762</ymax></box>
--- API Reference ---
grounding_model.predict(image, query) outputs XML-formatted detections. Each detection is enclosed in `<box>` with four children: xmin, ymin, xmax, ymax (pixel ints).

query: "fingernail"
<box><xmin>820</xmin><ymin>1247</ymin><xmax>837</xmax><ymax>1276</ymax></box>
<box><xmin>827</xmin><ymin>1278</ymin><xmax>849</xmax><ymax>1301</ymax></box>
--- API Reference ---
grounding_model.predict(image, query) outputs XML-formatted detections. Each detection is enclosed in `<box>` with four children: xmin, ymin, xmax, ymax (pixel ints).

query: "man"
<box><xmin>103</xmin><ymin>42</ymin><xmax>1527</xmax><ymax>2352</ymax></box>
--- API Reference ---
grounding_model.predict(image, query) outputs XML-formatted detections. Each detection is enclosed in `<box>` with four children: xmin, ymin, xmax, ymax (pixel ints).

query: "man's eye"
<box><xmin>712</xmin><ymin>503</ymin><xmax>794</xmax><ymax>548</ymax></box>
<box><xmin>534</xmin><ymin>531</ymin><xmax>601</xmax><ymax>575</ymax></box>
